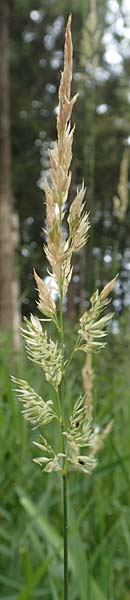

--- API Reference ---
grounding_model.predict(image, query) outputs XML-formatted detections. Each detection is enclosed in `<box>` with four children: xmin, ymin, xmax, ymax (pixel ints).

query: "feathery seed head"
<box><xmin>43</xmin><ymin>14</ymin><xmax>86</xmax><ymax>294</ymax></box>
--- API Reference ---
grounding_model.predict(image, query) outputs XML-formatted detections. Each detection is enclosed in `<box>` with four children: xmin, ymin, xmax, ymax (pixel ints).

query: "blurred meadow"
<box><xmin>0</xmin><ymin>0</ymin><xmax>130</xmax><ymax>598</ymax></box>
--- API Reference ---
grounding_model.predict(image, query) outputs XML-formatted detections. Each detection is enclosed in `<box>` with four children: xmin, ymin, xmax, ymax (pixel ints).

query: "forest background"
<box><xmin>0</xmin><ymin>0</ymin><xmax>130</xmax><ymax>599</ymax></box>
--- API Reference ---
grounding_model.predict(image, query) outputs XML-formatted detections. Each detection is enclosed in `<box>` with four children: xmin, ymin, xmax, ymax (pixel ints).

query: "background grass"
<box><xmin>0</xmin><ymin>312</ymin><xmax>130</xmax><ymax>599</ymax></box>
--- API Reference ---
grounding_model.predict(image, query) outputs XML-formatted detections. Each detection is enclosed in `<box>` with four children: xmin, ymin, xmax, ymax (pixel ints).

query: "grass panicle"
<box><xmin>12</xmin><ymin>15</ymin><xmax>117</xmax><ymax>600</ymax></box>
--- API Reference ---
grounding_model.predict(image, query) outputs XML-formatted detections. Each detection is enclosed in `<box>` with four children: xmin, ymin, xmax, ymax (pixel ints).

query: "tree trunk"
<box><xmin>0</xmin><ymin>0</ymin><xmax>13</xmax><ymax>332</ymax></box>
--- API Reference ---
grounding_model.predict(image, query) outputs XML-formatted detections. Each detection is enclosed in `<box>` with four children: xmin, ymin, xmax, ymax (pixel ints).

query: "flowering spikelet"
<box><xmin>33</xmin><ymin>397</ymin><xmax>113</xmax><ymax>475</ymax></box>
<box><xmin>68</xmin><ymin>182</ymin><xmax>90</xmax><ymax>251</ymax></box>
<box><xmin>21</xmin><ymin>315</ymin><xmax>62</xmax><ymax>390</ymax></box>
<box><xmin>11</xmin><ymin>378</ymin><xmax>57</xmax><ymax>429</ymax></box>
<box><xmin>33</xmin><ymin>269</ymin><xmax>57</xmax><ymax>321</ymax></box>
<box><xmin>78</xmin><ymin>275</ymin><xmax>117</xmax><ymax>352</ymax></box>
<box><xmin>57</xmin><ymin>15</ymin><xmax>77</xmax><ymax>143</ymax></box>
<box><xmin>33</xmin><ymin>437</ymin><xmax>65</xmax><ymax>473</ymax></box>
<box><xmin>100</xmin><ymin>275</ymin><xmax>118</xmax><ymax>301</ymax></box>
<box><xmin>63</xmin><ymin>395</ymin><xmax>112</xmax><ymax>475</ymax></box>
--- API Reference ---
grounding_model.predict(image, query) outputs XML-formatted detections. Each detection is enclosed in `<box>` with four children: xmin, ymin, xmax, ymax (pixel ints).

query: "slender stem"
<box><xmin>59</xmin><ymin>280</ymin><xmax>69</xmax><ymax>600</ymax></box>
<box><xmin>64</xmin><ymin>336</ymin><xmax>81</xmax><ymax>374</ymax></box>
<box><xmin>63</xmin><ymin>471</ymin><xmax>68</xmax><ymax>600</ymax></box>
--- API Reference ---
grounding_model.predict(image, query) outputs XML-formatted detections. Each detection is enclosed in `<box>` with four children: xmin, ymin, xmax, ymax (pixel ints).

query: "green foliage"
<box><xmin>0</xmin><ymin>314</ymin><xmax>130</xmax><ymax>598</ymax></box>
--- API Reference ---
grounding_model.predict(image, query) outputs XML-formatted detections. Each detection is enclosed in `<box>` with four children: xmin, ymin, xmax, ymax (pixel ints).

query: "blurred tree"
<box><xmin>0</xmin><ymin>0</ymin><xmax>14</xmax><ymax>332</ymax></box>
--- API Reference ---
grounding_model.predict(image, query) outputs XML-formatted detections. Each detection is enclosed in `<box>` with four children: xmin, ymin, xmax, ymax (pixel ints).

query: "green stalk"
<box><xmin>63</xmin><ymin>470</ymin><xmax>68</xmax><ymax>600</ymax></box>
<box><xmin>59</xmin><ymin>284</ymin><xmax>68</xmax><ymax>600</ymax></box>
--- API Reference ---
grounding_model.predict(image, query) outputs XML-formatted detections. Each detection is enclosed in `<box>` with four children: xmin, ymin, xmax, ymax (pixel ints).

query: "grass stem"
<box><xmin>59</xmin><ymin>281</ymin><xmax>69</xmax><ymax>599</ymax></box>
<box><xmin>63</xmin><ymin>471</ymin><xmax>68</xmax><ymax>600</ymax></box>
